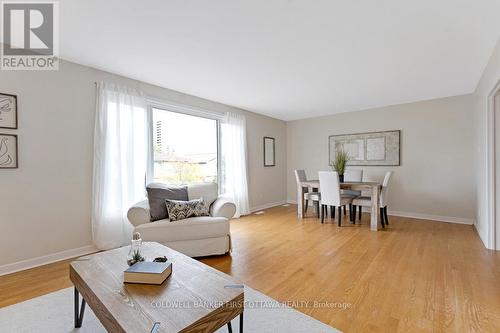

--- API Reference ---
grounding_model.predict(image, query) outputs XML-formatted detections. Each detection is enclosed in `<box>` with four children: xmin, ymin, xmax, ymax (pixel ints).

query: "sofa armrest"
<box><xmin>127</xmin><ymin>200</ymin><xmax>151</xmax><ymax>227</ymax></box>
<box><xmin>210</xmin><ymin>196</ymin><xmax>236</xmax><ymax>219</ymax></box>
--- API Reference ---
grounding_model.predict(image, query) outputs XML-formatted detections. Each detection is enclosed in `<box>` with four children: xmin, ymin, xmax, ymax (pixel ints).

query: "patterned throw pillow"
<box><xmin>165</xmin><ymin>198</ymin><xmax>210</xmax><ymax>222</ymax></box>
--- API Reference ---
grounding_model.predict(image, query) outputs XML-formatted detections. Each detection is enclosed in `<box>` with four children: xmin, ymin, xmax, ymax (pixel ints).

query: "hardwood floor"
<box><xmin>1</xmin><ymin>205</ymin><xmax>500</xmax><ymax>332</ymax></box>
<box><xmin>0</xmin><ymin>258</ymin><xmax>75</xmax><ymax>308</ymax></box>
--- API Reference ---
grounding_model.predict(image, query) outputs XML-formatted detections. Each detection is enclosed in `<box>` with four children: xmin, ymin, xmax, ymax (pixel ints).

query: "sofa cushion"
<box><xmin>187</xmin><ymin>183</ymin><xmax>218</xmax><ymax>207</ymax></box>
<box><xmin>134</xmin><ymin>216</ymin><xmax>229</xmax><ymax>242</ymax></box>
<box><xmin>146</xmin><ymin>183</ymin><xmax>188</xmax><ymax>221</ymax></box>
<box><xmin>165</xmin><ymin>198</ymin><xmax>209</xmax><ymax>222</ymax></box>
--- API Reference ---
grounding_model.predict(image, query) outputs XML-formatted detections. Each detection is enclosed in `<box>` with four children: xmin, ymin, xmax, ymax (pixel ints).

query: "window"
<box><xmin>152</xmin><ymin>107</ymin><xmax>218</xmax><ymax>185</ymax></box>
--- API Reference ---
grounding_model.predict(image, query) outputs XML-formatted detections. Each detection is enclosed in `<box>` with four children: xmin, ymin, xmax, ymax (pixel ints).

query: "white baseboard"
<box><xmin>388</xmin><ymin>210</ymin><xmax>474</xmax><ymax>225</ymax></box>
<box><xmin>250</xmin><ymin>200</ymin><xmax>288</xmax><ymax>213</ymax></box>
<box><xmin>0</xmin><ymin>245</ymin><xmax>97</xmax><ymax>276</ymax></box>
<box><xmin>473</xmin><ymin>223</ymin><xmax>495</xmax><ymax>250</ymax></box>
<box><xmin>286</xmin><ymin>199</ymin><xmax>473</xmax><ymax>225</ymax></box>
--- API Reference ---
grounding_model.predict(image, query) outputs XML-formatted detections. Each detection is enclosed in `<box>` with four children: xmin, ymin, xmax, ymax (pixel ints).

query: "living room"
<box><xmin>1</xmin><ymin>1</ymin><xmax>500</xmax><ymax>332</ymax></box>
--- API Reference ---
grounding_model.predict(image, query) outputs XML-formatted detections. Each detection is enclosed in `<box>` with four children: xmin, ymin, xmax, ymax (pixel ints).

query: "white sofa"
<box><xmin>127</xmin><ymin>183</ymin><xmax>236</xmax><ymax>257</ymax></box>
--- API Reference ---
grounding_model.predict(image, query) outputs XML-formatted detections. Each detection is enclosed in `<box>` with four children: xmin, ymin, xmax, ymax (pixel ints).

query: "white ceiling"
<box><xmin>60</xmin><ymin>0</ymin><xmax>500</xmax><ymax>121</ymax></box>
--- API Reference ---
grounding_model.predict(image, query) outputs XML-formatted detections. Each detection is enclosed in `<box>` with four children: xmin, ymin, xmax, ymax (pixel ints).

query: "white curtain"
<box><xmin>221</xmin><ymin>112</ymin><xmax>250</xmax><ymax>217</ymax></box>
<box><xmin>92</xmin><ymin>82</ymin><xmax>152</xmax><ymax>250</ymax></box>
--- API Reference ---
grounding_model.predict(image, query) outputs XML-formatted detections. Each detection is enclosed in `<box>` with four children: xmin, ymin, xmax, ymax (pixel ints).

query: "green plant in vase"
<box><xmin>127</xmin><ymin>232</ymin><xmax>145</xmax><ymax>266</ymax></box>
<box><xmin>127</xmin><ymin>249</ymin><xmax>145</xmax><ymax>266</ymax></box>
<box><xmin>331</xmin><ymin>149</ymin><xmax>350</xmax><ymax>182</ymax></box>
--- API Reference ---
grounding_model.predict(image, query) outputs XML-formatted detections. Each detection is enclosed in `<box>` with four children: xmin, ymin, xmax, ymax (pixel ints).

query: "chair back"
<box><xmin>380</xmin><ymin>171</ymin><xmax>393</xmax><ymax>207</ymax></box>
<box><xmin>344</xmin><ymin>169</ymin><xmax>363</xmax><ymax>182</ymax></box>
<box><xmin>188</xmin><ymin>182</ymin><xmax>218</xmax><ymax>207</ymax></box>
<box><xmin>318</xmin><ymin>171</ymin><xmax>341</xmax><ymax>206</ymax></box>
<box><xmin>294</xmin><ymin>169</ymin><xmax>307</xmax><ymax>184</ymax></box>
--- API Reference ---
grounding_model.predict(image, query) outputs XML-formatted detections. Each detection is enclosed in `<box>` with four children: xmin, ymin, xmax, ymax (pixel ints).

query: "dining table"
<box><xmin>297</xmin><ymin>180</ymin><xmax>382</xmax><ymax>231</ymax></box>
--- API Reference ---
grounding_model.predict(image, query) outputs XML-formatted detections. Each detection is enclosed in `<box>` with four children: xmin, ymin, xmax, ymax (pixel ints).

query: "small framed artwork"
<box><xmin>0</xmin><ymin>134</ymin><xmax>18</xmax><ymax>169</ymax></box>
<box><xmin>0</xmin><ymin>93</ymin><xmax>17</xmax><ymax>129</ymax></box>
<box><xmin>263</xmin><ymin>137</ymin><xmax>276</xmax><ymax>167</ymax></box>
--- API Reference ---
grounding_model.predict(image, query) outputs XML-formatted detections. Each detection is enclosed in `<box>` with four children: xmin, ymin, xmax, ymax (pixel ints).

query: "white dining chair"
<box><xmin>344</xmin><ymin>169</ymin><xmax>363</xmax><ymax>182</ymax></box>
<box><xmin>318</xmin><ymin>171</ymin><xmax>354</xmax><ymax>226</ymax></box>
<box><xmin>343</xmin><ymin>169</ymin><xmax>363</xmax><ymax>219</ymax></box>
<box><xmin>295</xmin><ymin>169</ymin><xmax>321</xmax><ymax>217</ymax></box>
<box><xmin>340</xmin><ymin>169</ymin><xmax>363</xmax><ymax>220</ymax></box>
<box><xmin>352</xmin><ymin>171</ymin><xmax>393</xmax><ymax>227</ymax></box>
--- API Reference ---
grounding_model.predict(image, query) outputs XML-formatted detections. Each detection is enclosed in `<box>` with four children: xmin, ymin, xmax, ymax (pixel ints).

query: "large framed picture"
<box><xmin>0</xmin><ymin>134</ymin><xmax>18</xmax><ymax>169</ymax></box>
<box><xmin>0</xmin><ymin>93</ymin><xmax>18</xmax><ymax>129</ymax></box>
<box><xmin>329</xmin><ymin>130</ymin><xmax>400</xmax><ymax>166</ymax></box>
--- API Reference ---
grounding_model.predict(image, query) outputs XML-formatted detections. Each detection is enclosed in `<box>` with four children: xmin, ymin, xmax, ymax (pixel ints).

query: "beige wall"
<box><xmin>286</xmin><ymin>95</ymin><xmax>476</xmax><ymax>222</ymax></box>
<box><xmin>0</xmin><ymin>60</ymin><xmax>286</xmax><ymax>268</ymax></box>
<box><xmin>473</xmin><ymin>39</ymin><xmax>500</xmax><ymax>250</ymax></box>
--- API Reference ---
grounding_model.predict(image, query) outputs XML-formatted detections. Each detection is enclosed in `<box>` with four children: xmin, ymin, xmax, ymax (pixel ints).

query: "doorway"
<box><xmin>489</xmin><ymin>81</ymin><xmax>500</xmax><ymax>250</ymax></box>
<box><xmin>495</xmin><ymin>89</ymin><xmax>500</xmax><ymax>250</ymax></box>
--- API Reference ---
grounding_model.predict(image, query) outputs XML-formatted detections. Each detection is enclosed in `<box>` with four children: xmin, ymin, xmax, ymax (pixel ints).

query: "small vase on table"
<box><xmin>127</xmin><ymin>232</ymin><xmax>145</xmax><ymax>266</ymax></box>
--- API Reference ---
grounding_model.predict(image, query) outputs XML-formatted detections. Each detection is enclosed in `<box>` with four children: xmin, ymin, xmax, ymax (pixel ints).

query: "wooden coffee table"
<box><xmin>70</xmin><ymin>242</ymin><xmax>244</xmax><ymax>332</ymax></box>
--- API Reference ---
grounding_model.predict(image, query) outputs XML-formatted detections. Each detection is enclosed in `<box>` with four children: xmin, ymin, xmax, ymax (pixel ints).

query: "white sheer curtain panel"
<box><xmin>221</xmin><ymin>112</ymin><xmax>250</xmax><ymax>217</ymax></box>
<box><xmin>92</xmin><ymin>82</ymin><xmax>152</xmax><ymax>250</ymax></box>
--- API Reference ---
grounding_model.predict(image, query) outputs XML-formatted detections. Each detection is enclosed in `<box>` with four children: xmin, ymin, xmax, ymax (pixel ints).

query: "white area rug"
<box><xmin>0</xmin><ymin>286</ymin><xmax>339</xmax><ymax>332</ymax></box>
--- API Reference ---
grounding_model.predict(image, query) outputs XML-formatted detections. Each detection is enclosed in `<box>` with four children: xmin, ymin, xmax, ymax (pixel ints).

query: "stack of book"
<box><xmin>124</xmin><ymin>261</ymin><xmax>172</xmax><ymax>285</ymax></box>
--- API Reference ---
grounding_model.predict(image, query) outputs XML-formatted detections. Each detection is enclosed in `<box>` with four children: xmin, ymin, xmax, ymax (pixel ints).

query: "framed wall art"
<box><xmin>0</xmin><ymin>93</ymin><xmax>17</xmax><ymax>129</ymax></box>
<box><xmin>263</xmin><ymin>137</ymin><xmax>276</xmax><ymax>167</ymax></box>
<box><xmin>329</xmin><ymin>130</ymin><xmax>400</xmax><ymax>166</ymax></box>
<box><xmin>0</xmin><ymin>134</ymin><xmax>18</xmax><ymax>169</ymax></box>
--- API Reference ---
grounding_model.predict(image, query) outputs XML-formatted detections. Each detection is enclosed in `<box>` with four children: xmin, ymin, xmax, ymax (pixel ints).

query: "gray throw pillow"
<box><xmin>165</xmin><ymin>198</ymin><xmax>210</xmax><ymax>222</ymax></box>
<box><xmin>146</xmin><ymin>183</ymin><xmax>188</xmax><ymax>221</ymax></box>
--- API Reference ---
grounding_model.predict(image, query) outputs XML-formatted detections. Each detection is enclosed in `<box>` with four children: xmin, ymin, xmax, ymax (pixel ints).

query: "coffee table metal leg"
<box><xmin>74</xmin><ymin>287</ymin><xmax>86</xmax><ymax>328</ymax></box>
<box><xmin>227</xmin><ymin>311</ymin><xmax>243</xmax><ymax>333</ymax></box>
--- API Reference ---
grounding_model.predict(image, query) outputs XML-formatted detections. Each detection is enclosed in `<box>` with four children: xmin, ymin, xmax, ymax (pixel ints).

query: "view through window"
<box><xmin>152</xmin><ymin>108</ymin><xmax>218</xmax><ymax>185</ymax></box>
